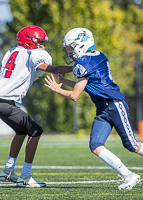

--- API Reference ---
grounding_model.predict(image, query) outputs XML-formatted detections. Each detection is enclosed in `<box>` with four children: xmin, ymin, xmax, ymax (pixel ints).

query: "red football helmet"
<box><xmin>17</xmin><ymin>25</ymin><xmax>50</xmax><ymax>50</ymax></box>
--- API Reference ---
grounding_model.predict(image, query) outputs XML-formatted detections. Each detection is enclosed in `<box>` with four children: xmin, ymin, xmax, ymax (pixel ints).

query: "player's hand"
<box><xmin>44</xmin><ymin>74</ymin><xmax>62</xmax><ymax>92</ymax></box>
<box><xmin>53</xmin><ymin>73</ymin><xmax>63</xmax><ymax>83</ymax></box>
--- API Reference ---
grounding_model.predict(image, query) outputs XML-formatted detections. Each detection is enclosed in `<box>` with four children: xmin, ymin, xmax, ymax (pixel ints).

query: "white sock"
<box><xmin>98</xmin><ymin>148</ymin><xmax>132</xmax><ymax>176</ymax></box>
<box><xmin>137</xmin><ymin>143</ymin><xmax>143</xmax><ymax>156</ymax></box>
<box><xmin>21</xmin><ymin>162</ymin><xmax>32</xmax><ymax>176</ymax></box>
<box><xmin>5</xmin><ymin>156</ymin><xmax>17</xmax><ymax>172</ymax></box>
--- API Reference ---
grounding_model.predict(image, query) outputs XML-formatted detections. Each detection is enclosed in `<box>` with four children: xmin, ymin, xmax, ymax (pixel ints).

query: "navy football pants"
<box><xmin>90</xmin><ymin>100</ymin><xmax>139</xmax><ymax>152</ymax></box>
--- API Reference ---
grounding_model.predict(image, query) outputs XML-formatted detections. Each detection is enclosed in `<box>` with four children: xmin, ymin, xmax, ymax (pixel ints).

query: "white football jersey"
<box><xmin>0</xmin><ymin>46</ymin><xmax>52</xmax><ymax>103</ymax></box>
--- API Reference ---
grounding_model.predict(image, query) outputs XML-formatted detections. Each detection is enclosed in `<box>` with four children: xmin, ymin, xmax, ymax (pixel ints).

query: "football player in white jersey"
<box><xmin>0</xmin><ymin>25</ymin><xmax>73</xmax><ymax>187</ymax></box>
<box><xmin>44</xmin><ymin>27</ymin><xmax>143</xmax><ymax>190</ymax></box>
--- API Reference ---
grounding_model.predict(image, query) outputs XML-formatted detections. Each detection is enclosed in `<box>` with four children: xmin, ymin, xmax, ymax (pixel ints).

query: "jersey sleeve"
<box><xmin>30</xmin><ymin>49</ymin><xmax>52</xmax><ymax>81</ymax></box>
<box><xmin>73</xmin><ymin>51</ymin><xmax>107</xmax><ymax>79</ymax></box>
<box><xmin>31</xmin><ymin>49</ymin><xmax>52</xmax><ymax>71</ymax></box>
<box><xmin>73</xmin><ymin>63</ymin><xmax>88</xmax><ymax>78</ymax></box>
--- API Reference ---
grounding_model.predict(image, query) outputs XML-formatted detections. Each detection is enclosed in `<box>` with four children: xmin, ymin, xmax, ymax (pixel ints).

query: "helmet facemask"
<box><xmin>36</xmin><ymin>40</ymin><xmax>52</xmax><ymax>54</ymax></box>
<box><xmin>62</xmin><ymin>42</ymin><xmax>78</xmax><ymax>65</ymax></box>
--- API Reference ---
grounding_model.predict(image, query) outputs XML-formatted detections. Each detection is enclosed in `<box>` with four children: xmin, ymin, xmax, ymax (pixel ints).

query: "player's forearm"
<box><xmin>38</xmin><ymin>64</ymin><xmax>73</xmax><ymax>74</ymax></box>
<box><xmin>55</xmin><ymin>88</ymin><xmax>79</xmax><ymax>102</ymax></box>
<box><xmin>46</xmin><ymin>65</ymin><xmax>73</xmax><ymax>74</ymax></box>
<box><xmin>44</xmin><ymin>74</ymin><xmax>84</xmax><ymax>101</ymax></box>
<box><xmin>61</xmin><ymin>77</ymin><xmax>76</xmax><ymax>88</ymax></box>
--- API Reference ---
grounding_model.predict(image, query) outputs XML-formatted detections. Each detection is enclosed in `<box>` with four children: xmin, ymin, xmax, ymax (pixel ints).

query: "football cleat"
<box><xmin>118</xmin><ymin>172</ymin><xmax>140</xmax><ymax>190</ymax></box>
<box><xmin>17</xmin><ymin>174</ymin><xmax>46</xmax><ymax>187</ymax></box>
<box><xmin>0</xmin><ymin>170</ymin><xmax>19</xmax><ymax>182</ymax></box>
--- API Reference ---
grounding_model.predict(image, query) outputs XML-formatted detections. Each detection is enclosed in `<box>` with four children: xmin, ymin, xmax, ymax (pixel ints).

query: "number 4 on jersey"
<box><xmin>5</xmin><ymin>51</ymin><xmax>19</xmax><ymax>78</ymax></box>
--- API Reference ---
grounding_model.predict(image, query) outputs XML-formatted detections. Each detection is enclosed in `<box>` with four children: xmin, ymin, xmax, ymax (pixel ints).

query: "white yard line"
<box><xmin>0</xmin><ymin>180</ymin><xmax>121</xmax><ymax>186</ymax></box>
<box><xmin>0</xmin><ymin>179</ymin><xmax>143</xmax><ymax>186</ymax></box>
<box><xmin>0</xmin><ymin>165</ymin><xmax>143</xmax><ymax>170</ymax></box>
<box><xmin>0</xmin><ymin>165</ymin><xmax>142</xmax><ymax>186</ymax></box>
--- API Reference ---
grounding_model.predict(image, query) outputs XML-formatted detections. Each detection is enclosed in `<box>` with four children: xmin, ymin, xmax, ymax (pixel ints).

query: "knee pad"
<box><xmin>29</xmin><ymin>120</ymin><xmax>43</xmax><ymax>137</ymax></box>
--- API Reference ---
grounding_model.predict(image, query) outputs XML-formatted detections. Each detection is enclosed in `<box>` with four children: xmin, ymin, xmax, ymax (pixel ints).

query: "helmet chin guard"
<box><xmin>62</xmin><ymin>27</ymin><xmax>95</xmax><ymax>64</ymax></box>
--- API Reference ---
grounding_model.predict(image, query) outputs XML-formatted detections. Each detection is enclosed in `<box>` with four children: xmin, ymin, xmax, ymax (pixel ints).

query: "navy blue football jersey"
<box><xmin>73</xmin><ymin>50</ymin><xmax>124</xmax><ymax>105</ymax></box>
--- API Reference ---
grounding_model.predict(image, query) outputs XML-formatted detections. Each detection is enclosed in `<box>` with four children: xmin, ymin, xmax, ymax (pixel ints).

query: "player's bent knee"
<box><xmin>89</xmin><ymin>140</ymin><xmax>104</xmax><ymax>153</ymax></box>
<box><xmin>29</xmin><ymin>120</ymin><xmax>43</xmax><ymax>137</ymax></box>
<box><xmin>93</xmin><ymin>146</ymin><xmax>105</xmax><ymax>156</ymax></box>
<box><xmin>32</xmin><ymin>126</ymin><xmax>43</xmax><ymax>137</ymax></box>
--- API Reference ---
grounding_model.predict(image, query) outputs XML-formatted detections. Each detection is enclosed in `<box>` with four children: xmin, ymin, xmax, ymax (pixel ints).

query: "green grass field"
<box><xmin>0</xmin><ymin>133</ymin><xmax>143</xmax><ymax>200</ymax></box>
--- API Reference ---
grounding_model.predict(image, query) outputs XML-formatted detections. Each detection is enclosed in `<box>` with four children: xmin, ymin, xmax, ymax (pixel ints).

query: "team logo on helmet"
<box><xmin>76</xmin><ymin>32</ymin><xmax>89</xmax><ymax>42</ymax></box>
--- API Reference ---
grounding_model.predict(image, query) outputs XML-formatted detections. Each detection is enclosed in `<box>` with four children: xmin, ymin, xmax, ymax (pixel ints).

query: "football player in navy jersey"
<box><xmin>45</xmin><ymin>27</ymin><xmax>143</xmax><ymax>190</ymax></box>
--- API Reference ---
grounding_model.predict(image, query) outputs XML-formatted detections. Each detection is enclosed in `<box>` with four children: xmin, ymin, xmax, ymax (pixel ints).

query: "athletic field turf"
<box><xmin>0</xmin><ymin>133</ymin><xmax>142</xmax><ymax>199</ymax></box>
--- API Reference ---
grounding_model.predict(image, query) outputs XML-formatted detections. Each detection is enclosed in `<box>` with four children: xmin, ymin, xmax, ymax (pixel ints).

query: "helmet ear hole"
<box><xmin>26</xmin><ymin>43</ymin><xmax>31</xmax><ymax>46</ymax></box>
<box><xmin>80</xmin><ymin>45</ymin><xmax>84</xmax><ymax>49</ymax></box>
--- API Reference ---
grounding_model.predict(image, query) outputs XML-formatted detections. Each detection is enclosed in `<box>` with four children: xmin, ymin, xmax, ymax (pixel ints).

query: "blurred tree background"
<box><xmin>0</xmin><ymin>0</ymin><xmax>143</xmax><ymax>133</ymax></box>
